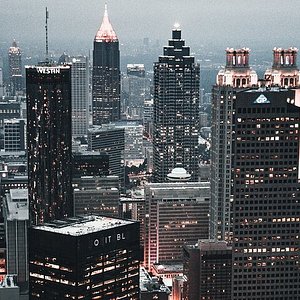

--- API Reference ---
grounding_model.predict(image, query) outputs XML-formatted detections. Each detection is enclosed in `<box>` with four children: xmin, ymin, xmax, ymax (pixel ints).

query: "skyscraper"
<box><xmin>153</xmin><ymin>25</ymin><xmax>200</xmax><ymax>183</ymax></box>
<box><xmin>8</xmin><ymin>41</ymin><xmax>23</xmax><ymax>95</ymax></box>
<box><xmin>232</xmin><ymin>88</ymin><xmax>300</xmax><ymax>299</ymax></box>
<box><xmin>61</xmin><ymin>55</ymin><xmax>89</xmax><ymax>137</ymax></box>
<box><xmin>26</xmin><ymin>65</ymin><xmax>73</xmax><ymax>225</ymax></box>
<box><xmin>92</xmin><ymin>4</ymin><xmax>120</xmax><ymax>125</ymax></box>
<box><xmin>210</xmin><ymin>48</ymin><xmax>258</xmax><ymax>240</ymax></box>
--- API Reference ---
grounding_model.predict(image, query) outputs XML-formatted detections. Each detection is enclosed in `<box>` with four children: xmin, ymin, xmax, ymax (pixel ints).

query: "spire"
<box><xmin>95</xmin><ymin>4</ymin><xmax>118</xmax><ymax>42</ymax></box>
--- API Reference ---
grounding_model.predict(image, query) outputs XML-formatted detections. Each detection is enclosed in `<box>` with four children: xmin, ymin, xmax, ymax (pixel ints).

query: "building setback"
<box><xmin>29</xmin><ymin>215</ymin><xmax>140</xmax><ymax>299</ymax></box>
<box><xmin>92</xmin><ymin>4</ymin><xmax>120</xmax><ymax>125</ymax></box>
<box><xmin>153</xmin><ymin>26</ymin><xmax>200</xmax><ymax>182</ymax></box>
<box><xmin>26</xmin><ymin>65</ymin><xmax>73</xmax><ymax>225</ymax></box>
<box><xmin>232</xmin><ymin>88</ymin><xmax>300</xmax><ymax>299</ymax></box>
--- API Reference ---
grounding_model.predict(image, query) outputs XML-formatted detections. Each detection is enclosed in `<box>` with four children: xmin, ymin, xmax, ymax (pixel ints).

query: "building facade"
<box><xmin>26</xmin><ymin>65</ymin><xmax>73</xmax><ymax>225</ymax></box>
<box><xmin>29</xmin><ymin>215</ymin><xmax>140</xmax><ymax>299</ymax></box>
<box><xmin>232</xmin><ymin>88</ymin><xmax>300</xmax><ymax>299</ymax></box>
<box><xmin>8</xmin><ymin>41</ymin><xmax>23</xmax><ymax>95</ymax></box>
<box><xmin>144</xmin><ymin>181</ymin><xmax>210</xmax><ymax>270</ymax></box>
<box><xmin>92</xmin><ymin>5</ymin><xmax>120</xmax><ymax>125</ymax></box>
<box><xmin>4</xmin><ymin>119</ymin><xmax>26</xmax><ymax>152</ymax></box>
<box><xmin>183</xmin><ymin>240</ymin><xmax>232</xmax><ymax>300</ymax></box>
<box><xmin>210</xmin><ymin>48</ymin><xmax>258</xmax><ymax>241</ymax></box>
<box><xmin>153</xmin><ymin>26</ymin><xmax>200</xmax><ymax>182</ymax></box>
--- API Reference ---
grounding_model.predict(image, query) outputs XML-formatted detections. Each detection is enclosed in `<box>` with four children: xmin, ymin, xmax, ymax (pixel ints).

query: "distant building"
<box><xmin>0</xmin><ymin>100</ymin><xmax>21</xmax><ymax>128</ymax></box>
<box><xmin>3</xmin><ymin>189</ymin><xmax>28</xmax><ymax>294</ymax></box>
<box><xmin>183</xmin><ymin>240</ymin><xmax>232</xmax><ymax>300</ymax></box>
<box><xmin>4</xmin><ymin>119</ymin><xmax>26</xmax><ymax>152</ymax></box>
<box><xmin>26</xmin><ymin>65</ymin><xmax>73</xmax><ymax>225</ymax></box>
<box><xmin>153</xmin><ymin>26</ymin><xmax>200</xmax><ymax>182</ymax></box>
<box><xmin>144</xmin><ymin>180</ymin><xmax>210</xmax><ymax>270</ymax></box>
<box><xmin>88</xmin><ymin>124</ymin><xmax>125</xmax><ymax>189</ymax></box>
<box><xmin>72</xmin><ymin>152</ymin><xmax>109</xmax><ymax>178</ymax></box>
<box><xmin>92</xmin><ymin>4</ymin><xmax>120</xmax><ymax>125</ymax></box>
<box><xmin>62</xmin><ymin>55</ymin><xmax>89</xmax><ymax>137</ymax></box>
<box><xmin>73</xmin><ymin>175</ymin><xmax>119</xmax><ymax>217</ymax></box>
<box><xmin>29</xmin><ymin>215</ymin><xmax>140</xmax><ymax>299</ymax></box>
<box><xmin>8</xmin><ymin>41</ymin><xmax>23</xmax><ymax>95</ymax></box>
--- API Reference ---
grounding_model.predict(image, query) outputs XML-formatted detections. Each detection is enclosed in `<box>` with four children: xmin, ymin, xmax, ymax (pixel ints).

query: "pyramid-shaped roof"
<box><xmin>95</xmin><ymin>4</ymin><xmax>118</xmax><ymax>42</ymax></box>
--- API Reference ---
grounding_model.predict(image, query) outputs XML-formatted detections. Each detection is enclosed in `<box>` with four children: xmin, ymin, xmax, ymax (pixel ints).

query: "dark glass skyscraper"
<box><xmin>26</xmin><ymin>65</ymin><xmax>73</xmax><ymax>225</ymax></box>
<box><xmin>153</xmin><ymin>26</ymin><xmax>200</xmax><ymax>183</ymax></box>
<box><xmin>92</xmin><ymin>5</ymin><xmax>120</xmax><ymax>125</ymax></box>
<box><xmin>232</xmin><ymin>88</ymin><xmax>300</xmax><ymax>299</ymax></box>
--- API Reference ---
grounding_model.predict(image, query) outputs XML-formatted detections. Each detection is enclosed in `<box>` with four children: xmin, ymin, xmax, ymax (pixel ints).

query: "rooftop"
<box><xmin>34</xmin><ymin>215</ymin><xmax>134</xmax><ymax>236</ymax></box>
<box><xmin>5</xmin><ymin>189</ymin><xmax>28</xmax><ymax>221</ymax></box>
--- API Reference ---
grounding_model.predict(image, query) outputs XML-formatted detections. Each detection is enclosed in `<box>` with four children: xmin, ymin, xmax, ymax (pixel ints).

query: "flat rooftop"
<box><xmin>35</xmin><ymin>215</ymin><xmax>134</xmax><ymax>236</ymax></box>
<box><xmin>5</xmin><ymin>189</ymin><xmax>28</xmax><ymax>221</ymax></box>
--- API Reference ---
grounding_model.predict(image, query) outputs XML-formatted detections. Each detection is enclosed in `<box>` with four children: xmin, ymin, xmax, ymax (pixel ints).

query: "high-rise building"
<box><xmin>3</xmin><ymin>189</ymin><xmax>28</xmax><ymax>294</ymax></box>
<box><xmin>26</xmin><ymin>65</ymin><xmax>73</xmax><ymax>225</ymax></box>
<box><xmin>88</xmin><ymin>124</ymin><xmax>125</xmax><ymax>189</ymax></box>
<box><xmin>8</xmin><ymin>41</ymin><xmax>23</xmax><ymax>95</ymax></box>
<box><xmin>4</xmin><ymin>119</ymin><xmax>26</xmax><ymax>152</ymax></box>
<box><xmin>29</xmin><ymin>215</ymin><xmax>140</xmax><ymax>299</ymax></box>
<box><xmin>210</xmin><ymin>48</ymin><xmax>258</xmax><ymax>240</ymax></box>
<box><xmin>0</xmin><ymin>67</ymin><xmax>4</xmax><ymax>97</ymax></box>
<box><xmin>92</xmin><ymin>4</ymin><xmax>120</xmax><ymax>125</ymax></box>
<box><xmin>153</xmin><ymin>25</ymin><xmax>200</xmax><ymax>183</ymax></box>
<box><xmin>232</xmin><ymin>87</ymin><xmax>300</xmax><ymax>299</ymax></box>
<box><xmin>183</xmin><ymin>240</ymin><xmax>232</xmax><ymax>300</ymax></box>
<box><xmin>64</xmin><ymin>55</ymin><xmax>89</xmax><ymax>137</ymax></box>
<box><xmin>144</xmin><ymin>179</ymin><xmax>210</xmax><ymax>270</ymax></box>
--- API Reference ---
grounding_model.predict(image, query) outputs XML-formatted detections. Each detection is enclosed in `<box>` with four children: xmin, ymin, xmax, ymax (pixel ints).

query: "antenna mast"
<box><xmin>45</xmin><ymin>7</ymin><xmax>49</xmax><ymax>61</ymax></box>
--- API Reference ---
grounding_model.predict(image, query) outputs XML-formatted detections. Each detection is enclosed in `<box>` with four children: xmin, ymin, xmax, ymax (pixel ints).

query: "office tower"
<box><xmin>144</xmin><ymin>180</ymin><xmax>210</xmax><ymax>270</ymax></box>
<box><xmin>4</xmin><ymin>119</ymin><xmax>26</xmax><ymax>152</ymax></box>
<box><xmin>0</xmin><ymin>100</ymin><xmax>21</xmax><ymax>128</ymax></box>
<box><xmin>153</xmin><ymin>25</ymin><xmax>200</xmax><ymax>183</ymax></box>
<box><xmin>73</xmin><ymin>175</ymin><xmax>119</xmax><ymax>217</ymax></box>
<box><xmin>72</xmin><ymin>152</ymin><xmax>109</xmax><ymax>178</ymax></box>
<box><xmin>29</xmin><ymin>215</ymin><xmax>140</xmax><ymax>299</ymax></box>
<box><xmin>265</xmin><ymin>47</ymin><xmax>300</xmax><ymax>86</ymax></box>
<box><xmin>0</xmin><ymin>67</ymin><xmax>4</xmax><ymax>97</ymax></box>
<box><xmin>92</xmin><ymin>4</ymin><xmax>120</xmax><ymax>125</ymax></box>
<box><xmin>183</xmin><ymin>240</ymin><xmax>232</xmax><ymax>300</ymax></box>
<box><xmin>210</xmin><ymin>48</ymin><xmax>258</xmax><ymax>240</ymax></box>
<box><xmin>143</xmin><ymin>98</ymin><xmax>154</xmax><ymax>139</ymax></box>
<box><xmin>123</xmin><ymin>64</ymin><xmax>149</xmax><ymax>119</ymax></box>
<box><xmin>3</xmin><ymin>189</ymin><xmax>28</xmax><ymax>294</ymax></box>
<box><xmin>26</xmin><ymin>65</ymin><xmax>73</xmax><ymax>225</ymax></box>
<box><xmin>88</xmin><ymin>124</ymin><xmax>125</xmax><ymax>189</ymax></box>
<box><xmin>8</xmin><ymin>41</ymin><xmax>23</xmax><ymax>95</ymax></box>
<box><xmin>232</xmin><ymin>88</ymin><xmax>300</xmax><ymax>299</ymax></box>
<box><xmin>60</xmin><ymin>55</ymin><xmax>89</xmax><ymax>137</ymax></box>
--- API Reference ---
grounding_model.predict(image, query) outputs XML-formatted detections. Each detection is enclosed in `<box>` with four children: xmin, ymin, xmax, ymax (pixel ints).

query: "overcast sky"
<box><xmin>1</xmin><ymin>0</ymin><xmax>300</xmax><ymax>51</ymax></box>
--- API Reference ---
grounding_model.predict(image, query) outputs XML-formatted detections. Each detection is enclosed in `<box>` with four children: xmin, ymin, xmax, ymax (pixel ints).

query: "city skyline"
<box><xmin>1</xmin><ymin>0</ymin><xmax>300</xmax><ymax>52</ymax></box>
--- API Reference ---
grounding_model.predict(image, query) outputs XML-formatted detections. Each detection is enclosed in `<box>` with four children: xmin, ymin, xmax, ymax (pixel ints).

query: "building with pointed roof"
<box><xmin>92</xmin><ymin>4</ymin><xmax>120</xmax><ymax>125</ymax></box>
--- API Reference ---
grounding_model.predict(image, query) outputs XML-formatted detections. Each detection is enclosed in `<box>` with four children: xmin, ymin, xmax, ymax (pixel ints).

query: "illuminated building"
<box><xmin>183</xmin><ymin>240</ymin><xmax>232</xmax><ymax>300</ymax></box>
<box><xmin>144</xmin><ymin>180</ymin><xmax>210</xmax><ymax>270</ymax></box>
<box><xmin>29</xmin><ymin>215</ymin><xmax>140</xmax><ymax>299</ymax></box>
<box><xmin>26</xmin><ymin>65</ymin><xmax>73</xmax><ymax>225</ymax></box>
<box><xmin>153</xmin><ymin>25</ymin><xmax>200</xmax><ymax>183</ymax></box>
<box><xmin>210</xmin><ymin>48</ymin><xmax>258</xmax><ymax>241</ymax></box>
<box><xmin>232</xmin><ymin>88</ymin><xmax>300</xmax><ymax>299</ymax></box>
<box><xmin>4</xmin><ymin>119</ymin><xmax>26</xmax><ymax>152</ymax></box>
<box><xmin>92</xmin><ymin>4</ymin><xmax>120</xmax><ymax>125</ymax></box>
<box><xmin>8</xmin><ymin>41</ymin><xmax>23</xmax><ymax>95</ymax></box>
<box><xmin>3</xmin><ymin>189</ymin><xmax>28</xmax><ymax>294</ymax></box>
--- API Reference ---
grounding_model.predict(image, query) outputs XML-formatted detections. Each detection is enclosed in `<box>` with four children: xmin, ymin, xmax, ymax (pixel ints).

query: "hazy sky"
<box><xmin>1</xmin><ymin>0</ymin><xmax>300</xmax><ymax>51</ymax></box>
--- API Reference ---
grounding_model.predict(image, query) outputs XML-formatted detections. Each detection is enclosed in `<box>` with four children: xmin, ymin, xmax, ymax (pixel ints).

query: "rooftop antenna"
<box><xmin>45</xmin><ymin>7</ymin><xmax>49</xmax><ymax>62</ymax></box>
